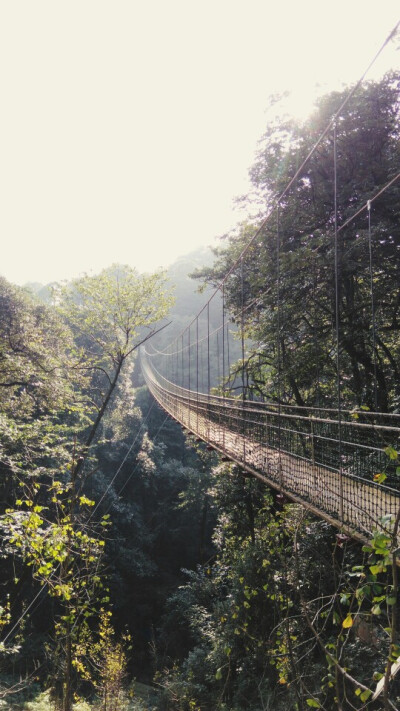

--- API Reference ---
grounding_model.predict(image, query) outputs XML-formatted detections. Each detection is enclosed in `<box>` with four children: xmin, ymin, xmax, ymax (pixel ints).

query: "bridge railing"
<box><xmin>141</xmin><ymin>348</ymin><xmax>400</xmax><ymax>542</ymax></box>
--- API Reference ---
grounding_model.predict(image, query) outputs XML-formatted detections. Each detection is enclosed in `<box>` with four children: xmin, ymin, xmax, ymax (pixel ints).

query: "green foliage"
<box><xmin>0</xmin><ymin>277</ymin><xmax>84</xmax><ymax>418</ymax></box>
<box><xmin>57</xmin><ymin>264</ymin><xmax>173</xmax><ymax>372</ymax></box>
<box><xmin>0</xmin><ymin>265</ymin><xmax>174</xmax><ymax>709</ymax></box>
<box><xmin>158</xmin><ymin>469</ymin><xmax>314</xmax><ymax>709</ymax></box>
<box><xmin>156</xmin><ymin>452</ymin><xmax>400</xmax><ymax>709</ymax></box>
<box><xmin>72</xmin><ymin>610</ymin><xmax>130</xmax><ymax>711</ymax></box>
<box><xmin>199</xmin><ymin>73</ymin><xmax>400</xmax><ymax>412</ymax></box>
<box><xmin>2</xmin><ymin>72</ymin><xmax>400</xmax><ymax>710</ymax></box>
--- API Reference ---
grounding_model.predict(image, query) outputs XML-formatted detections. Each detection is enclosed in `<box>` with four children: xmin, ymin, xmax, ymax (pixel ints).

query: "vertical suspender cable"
<box><xmin>200</xmin><ymin>341</ymin><xmax>204</xmax><ymax>394</ymax></box>
<box><xmin>216</xmin><ymin>327</ymin><xmax>221</xmax><ymax>448</ymax></box>
<box><xmin>207</xmin><ymin>302</ymin><xmax>211</xmax><ymax>442</ymax></box>
<box><xmin>188</xmin><ymin>326</ymin><xmax>191</xmax><ymax>393</ymax></box>
<box><xmin>217</xmin><ymin>331</ymin><xmax>220</xmax><ymax>383</ymax></box>
<box><xmin>222</xmin><ymin>285</ymin><xmax>226</xmax><ymax>392</ymax></box>
<box><xmin>241</xmin><ymin>257</ymin><xmax>245</xmax><ymax>401</ymax></box>
<box><xmin>334</xmin><ymin>121</ymin><xmax>344</xmax><ymax>524</ymax></box>
<box><xmin>227</xmin><ymin>313</ymin><xmax>230</xmax><ymax>393</ymax></box>
<box><xmin>241</xmin><ymin>256</ymin><xmax>246</xmax><ymax>464</ymax></box>
<box><xmin>188</xmin><ymin>325</ymin><xmax>191</xmax><ymax>430</ymax></box>
<box><xmin>175</xmin><ymin>338</ymin><xmax>177</xmax><ymax>390</ymax></box>
<box><xmin>170</xmin><ymin>340</ymin><xmax>172</xmax><ymax>386</ymax></box>
<box><xmin>196</xmin><ymin>316</ymin><xmax>199</xmax><ymax>434</ymax></box>
<box><xmin>367</xmin><ymin>200</ymin><xmax>378</xmax><ymax>410</ymax></box>
<box><xmin>277</xmin><ymin>204</ymin><xmax>283</xmax><ymax>491</ymax></box>
<box><xmin>207</xmin><ymin>303</ymin><xmax>211</xmax><ymax>394</ymax></box>
<box><xmin>181</xmin><ymin>334</ymin><xmax>184</xmax><ymax>389</ymax></box>
<box><xmin>177</xmin><ymin>337</ymin><xmax>180</xmax><ymax>392</ymax></box>
<box><xmin>222</xmin><ymin>284</ymin><xmax>226</xmax><ymax>450</ymax></box>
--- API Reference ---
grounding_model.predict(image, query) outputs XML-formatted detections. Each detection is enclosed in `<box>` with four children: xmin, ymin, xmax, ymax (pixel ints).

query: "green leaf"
<box><xmin>79</xmin><ymin>495</ymin><xmax>95</xmax><ymax>507</ymax></box>
<box><xmin>306</xmin><ymin>699</ymin><xmax>321</xmax><ymax>708</ymax></box>
<box><xmin>391</xmin><ymin>644</ymin><xmax>400</xmax><ymax>658</ymax></box>
<box><xmin>215</xmin><ymin>668</ymin><xmax>223</xmax><ymax>680</ymax></box>
<box><xmin>369</xmin><ymin>564</ymin><xmax>385</xmax><ymax>576</ymax></box>
<box><xmin>373</xmin><ymin>532</ymin><xmax>391</xmax><ymax>548</ymax></box>
<box><xmin>373</xmin><ymin>671</ymin><xmax>384</xmax><ymax>681</ymax></box>
<box><xmin>373</xmin><ymin>472</ymin><xmax>387</xmax><ymax>484</ymax></box>
<box><xmin>384</xmin><ymin>446</ymin><xmax>398</xmax><ymax>460</ymax></box>
<box><xmin>372</xmin><ymin>594</ymin><xmax>385</xmax><ymax>603</ymax></box>
<box><xmin>360</xmin><ymin>689</ymin><xmax>372</xmax><ymax>702</ymax></box>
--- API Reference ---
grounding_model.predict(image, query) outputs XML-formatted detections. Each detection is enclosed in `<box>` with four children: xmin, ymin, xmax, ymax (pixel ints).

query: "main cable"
<box><xmin>147</xmin><ymin>18</ymin><xmax>400</xmax><ymax>359</ymax></box>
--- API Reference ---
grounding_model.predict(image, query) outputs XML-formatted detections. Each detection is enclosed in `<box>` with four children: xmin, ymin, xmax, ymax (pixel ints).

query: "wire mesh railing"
<box><xmin>141</xmin><ymin>347</ymin><xmax>400</xmax><ymax>543</ymax></box>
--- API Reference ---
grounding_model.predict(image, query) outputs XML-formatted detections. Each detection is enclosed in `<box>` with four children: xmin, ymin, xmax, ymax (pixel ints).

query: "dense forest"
<box><xmin>1</xmin><ymin>72</ymin><xmax>400</xmax><ymax>711</ymax></box>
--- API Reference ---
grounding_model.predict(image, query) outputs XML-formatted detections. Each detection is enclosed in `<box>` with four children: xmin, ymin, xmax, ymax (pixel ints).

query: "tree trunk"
<box><xmin>63</xmin><ymin>622</ymin><xmax>72</xmax><ymax>711</ymax></box>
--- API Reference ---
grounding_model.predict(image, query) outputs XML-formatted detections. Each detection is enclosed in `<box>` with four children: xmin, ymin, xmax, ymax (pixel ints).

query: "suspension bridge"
<box><xmin>140</xmin><ymin>33</ymin><xmax>400</xmax><ymax>546</ymax></box>
<box><xmin>141</xmin><ymin>348</ymin><xmax>400</xmax><ymax>545</ymax></box>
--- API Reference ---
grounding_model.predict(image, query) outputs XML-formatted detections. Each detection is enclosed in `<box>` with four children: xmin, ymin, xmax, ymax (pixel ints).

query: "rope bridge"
<box><xmin>140</xmin><ymin>37</ymin><xmax>400</xmax><ymax>545</ymax></box>
<box><xmin>141</xmin><ymin>349</ymin><xmax>400</xmax><ymax>544</ymax></box>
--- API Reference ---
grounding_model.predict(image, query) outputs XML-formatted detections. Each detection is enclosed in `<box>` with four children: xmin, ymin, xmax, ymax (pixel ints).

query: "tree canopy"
<box><xmin>199</xmin><ymin>73</ymin><xmax>400</xmax><ymax>412</ymax></box>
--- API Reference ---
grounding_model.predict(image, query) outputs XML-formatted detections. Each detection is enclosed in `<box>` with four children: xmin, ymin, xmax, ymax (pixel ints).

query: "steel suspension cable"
<box><xmin>367</xmin><ymin>200</ymin><xmax>378</xmax><ymax>410</ymax></box>
<box><xmin>226</xmin><ymin>313</ymin><xmax>231</xmax><ymax>392</ymax></box>
<box><xmin>222</xmin><ymin>288</ymin><xmax>226</xmax><ymax>449</ymax></box>
<box><xmin>207</xmin><ymin>302</ymin><xmax>210</xmax><ymax>394</ymax></box>
<box><xmin>241</xmin><ymin>256</ymin><xmax>245</xmax><ymax>401</ymax></box>
<box><xmin>188</xmin><ymin>325</ymin><xmax>191</xmax><ymax>429</ymax></box>
<box><xmin>151</xmin><ymin>19</ymin><xmax>400</xmax><ymax>364</ymax></box>
<box><xmin>277</xmin><ymin>203</ymin><xmax>283</xmax><ymax>491</ymax></box>
<box><xmin>222</xmin><ymin>284</ymin><xmax>226</xmax><ymax>394</ymax></box>
<box><xmin>147</xmin><ymin>165</ymin><xmax>400</xmax><ymax>370</ymax></box>
<box><xmin>114</xmin><ymin>410</ymin><xmax>171</xmax><ymax>501</ymax></box>
<box><xmin>217</xmin><ymin>330</ymin><xmax>220</xmax><ymax>384</ymax></box>
<box><xmin>181</xmin><ymin>334</ymin><xmax>184</xmax><ymax>388</ymax></box>
<box><xmin>241</xmin><ymin>256</ymin><xmax>246</xmax><ymax>463</ymax></box>
<box><xmin>89</xmin><ymin>399</ymin><xmax>157</xmax><ymax>519</ymax></box>
<box><xmin>338</xmin><ymin>170</ymin><xmax>400</xmax><ymax>233</ymax></box>
<box><xmin>196</xmin><ymin>316</ymin><xmax>199</xmax><ymax>430</ymax></box>
<box><xmin>207</xmin><ymin>302</ymin><xmax>211</xmax><ymax>440</ymax></box>
<box><xmin>333</xmin><ymin>122</ymin><xmax>344</xmax><ymax>524</ymax></box>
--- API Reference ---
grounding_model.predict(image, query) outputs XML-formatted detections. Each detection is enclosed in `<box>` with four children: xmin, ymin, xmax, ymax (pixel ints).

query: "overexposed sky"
<box><xmin>1</xmin><ymin>1</ymin><xmax>399</xmax><ymax>285</ymax></box>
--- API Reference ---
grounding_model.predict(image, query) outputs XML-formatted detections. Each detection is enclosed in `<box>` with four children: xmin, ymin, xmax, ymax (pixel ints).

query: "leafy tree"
<box><xmin>157</xmin><ymin>461</ymin><xmax>400</xmax><ymax>710</ymax></box>
<box><xmin>0</xmin><ymin>277</ymin><xmax>82</xmax><ymax>418</ymax></box>
<box><xmin>198</xmin><ymin>73</ymin><xmax>400</xmax><ymax>412</ymax></box>
<box><xmin>0</xmin><ymin>277</ymin><xmax>88</xmax><ymax>699</ymax></box>
<box><xmin>56</xmin><ymin>264</ymin><xmax>173</xmax><ymax>465</ymax></box>
<box><xmin>91</xmin><ymin>381</ymin><xmax>217</xmax><ymax>681</ymax></box>
<box><xmin>0</xmin><ymin>265</ymin><xmax>173</xmax><ymax>710</ymax></box>
<box><xmin>73</xmin><ymin>609</ymin><xmax>130</xmax><ymax>711</ymax></box>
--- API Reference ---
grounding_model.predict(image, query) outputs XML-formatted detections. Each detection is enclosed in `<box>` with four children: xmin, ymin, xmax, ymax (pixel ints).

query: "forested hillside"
<box><xmin>1</xmin><ymin>72</ymin><xmax>400</xmax><ymax>711</ymax></box>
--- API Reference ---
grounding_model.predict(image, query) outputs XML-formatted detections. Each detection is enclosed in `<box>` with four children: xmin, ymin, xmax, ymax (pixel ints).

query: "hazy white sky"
<box><xmin>1</xmin><ymin>1</ymin><xmax>399</xmax><ymax>285</ymax></box>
